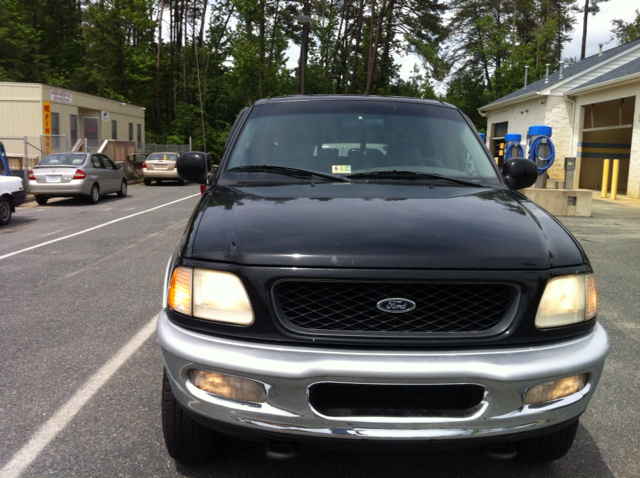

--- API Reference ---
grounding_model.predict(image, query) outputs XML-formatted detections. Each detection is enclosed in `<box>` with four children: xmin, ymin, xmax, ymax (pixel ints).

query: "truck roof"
<box><xmin>253</xmin><ymin>95</ymin><xmax>456</xmax><ymax>109</ymax></box>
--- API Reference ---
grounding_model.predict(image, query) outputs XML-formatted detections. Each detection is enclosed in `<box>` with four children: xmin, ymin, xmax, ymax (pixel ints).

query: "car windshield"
<box><xmin>224</xmin><ymin>100</ymin><xmax>498</xmax><ymax>183</ymax></box>
<box><xmin>38</xmin><ymin>154</ymin><xmax>87</xmax><ymax>167</ymax></box>
<box><xmin>148</xmin><ymin>153</ymin><xmax>179</xmax><ymax>161</ymax></box>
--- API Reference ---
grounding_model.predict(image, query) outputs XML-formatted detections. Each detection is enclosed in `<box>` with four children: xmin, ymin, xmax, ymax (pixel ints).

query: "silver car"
<box><xmin>29</xmin><ymin>152</ymin><xmax>127</xmax><ymax>205</ymax></box>
<box><xmin>142</xmin><ymin>152</ymin><xmax>184</xmax><ymax>185</ymax></box>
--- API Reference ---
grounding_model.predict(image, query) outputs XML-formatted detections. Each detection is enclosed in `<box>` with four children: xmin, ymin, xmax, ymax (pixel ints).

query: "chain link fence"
<box><xmin>136</xmin><ymin>143</ymin><xmax>190</xmax><ymax>154</ymax></box>
<box><xmin>0</xmin><ymin>137</ymin><xmax>42</xmax><ymax>193</ymax></box>
<box><xmin>0</xmin><ymin>137</ymin><xmax>43</xmax><ymax>189</ymax></box>
<box><xmin>41</xmin><ymin>135</ymin><xmax>69</xmax><ymax>155</ymax></box>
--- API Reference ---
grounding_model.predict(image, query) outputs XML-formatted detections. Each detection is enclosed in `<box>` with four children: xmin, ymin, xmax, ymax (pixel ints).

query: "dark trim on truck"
<box><xmin>12</xmin><ymin>190</ymin><xmax>26</xmax><ymax>208</ymax></box>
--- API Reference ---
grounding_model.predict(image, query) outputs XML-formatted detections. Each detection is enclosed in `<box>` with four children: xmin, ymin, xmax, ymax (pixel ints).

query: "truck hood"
<box><xmin>187</xmin><ymin>183</ymin><xmax>585</xmax><ymax>270</ymax></box>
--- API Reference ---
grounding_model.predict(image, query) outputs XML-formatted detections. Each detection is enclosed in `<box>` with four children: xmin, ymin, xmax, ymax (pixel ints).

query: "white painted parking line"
<box><xmin>0</xmin><ymin>194</ymin><xmax>199</xmax><ymax>261</ymax></box>
<box><xmin>0</xmin><ymin>315</ymin><xmax>158</xmax><ymax>478</ymax></box>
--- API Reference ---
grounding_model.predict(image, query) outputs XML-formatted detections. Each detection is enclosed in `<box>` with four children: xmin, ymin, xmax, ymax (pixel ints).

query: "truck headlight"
<box><xmin>168</xmin><ymin>267</ymin><xmax>254</xmax><ymax>325</ymax></box>
<box><xmin>535</xmin><ymin>274</ymin><xmax>597</xmax><ymax>329</ymax></box>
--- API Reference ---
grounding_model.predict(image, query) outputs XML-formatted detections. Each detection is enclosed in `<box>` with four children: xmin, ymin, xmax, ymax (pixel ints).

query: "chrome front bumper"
<box><xmin>158</xmin><ymin>311</ymin><xmax>609</xmax><ymax>442</ymax></box>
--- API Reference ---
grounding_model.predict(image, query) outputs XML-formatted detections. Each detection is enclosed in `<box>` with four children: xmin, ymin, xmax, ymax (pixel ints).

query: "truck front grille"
<box><xmin>273</xmin><ymin>281</ymin><xmax>515</xmax><ymax>338</ymax></box>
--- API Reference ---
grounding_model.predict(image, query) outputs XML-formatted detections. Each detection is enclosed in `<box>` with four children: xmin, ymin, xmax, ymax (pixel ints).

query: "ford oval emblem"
<box><xmin>377</xmin><ymin>298</ymin><xmax>416</xmax><ymax>314</ymax></box>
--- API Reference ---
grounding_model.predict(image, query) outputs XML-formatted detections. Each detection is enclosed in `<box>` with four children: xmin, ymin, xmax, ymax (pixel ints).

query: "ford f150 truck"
<box><xmin>158</xmin><ymin>96</ymin><xmax>609</xmax><ymax>464</ymax></box>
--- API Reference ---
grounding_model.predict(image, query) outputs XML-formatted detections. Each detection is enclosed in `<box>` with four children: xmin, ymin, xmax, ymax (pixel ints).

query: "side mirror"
<box><xmin>502</xmin><ymin>158</ymin><xmax>538</xmax><ymax>190</ymax></box>
<box><xmin>177</xmin><ymin>151</ymin><xmax>210</xmax><ymax>185</ymax></box>
<box><xmin>116</xmin><ymin>164</ymin><xmax>122</xmax><ymax>170</ymax></box>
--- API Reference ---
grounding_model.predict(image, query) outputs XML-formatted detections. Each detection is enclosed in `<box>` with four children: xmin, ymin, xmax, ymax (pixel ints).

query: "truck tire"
<box><xmin>0</xmin><ymin>197</ymin><xmax>11</xmax><ymax>225</ymax></box>
<box><xmin>515</xmin><ymin>419</ymin><xmax>579</xmax><ymax>462</ymax></box>
<box><xmin>162</xmin><ymin>369</ymin><xmax>221</xmax><ymax>462</ymax></box>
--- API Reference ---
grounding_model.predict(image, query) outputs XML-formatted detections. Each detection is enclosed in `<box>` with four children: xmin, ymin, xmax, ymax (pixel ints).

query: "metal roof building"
<box><xmin>480</xmin><ymin>39</ymin><xmax>640</xmax><ymax>198</ymax></box>
<box><xmin>0</xmin><ymin>82</ymin><xmax>145</xmax><ymax>166</ymax></box>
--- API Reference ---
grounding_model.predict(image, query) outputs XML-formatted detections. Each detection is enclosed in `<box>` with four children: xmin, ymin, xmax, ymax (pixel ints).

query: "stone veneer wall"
<box><xmin>486</xmin><ymin>82</ymin><xmax>639</xmax><ymax>198</ymax></box>
<box><xmin>486</xmin><ymin>95</ymin><xmax>570</xmax><ymax>182</ymax></box>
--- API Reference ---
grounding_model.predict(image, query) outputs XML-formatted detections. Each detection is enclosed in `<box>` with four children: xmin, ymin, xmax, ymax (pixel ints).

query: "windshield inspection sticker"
<box><xmin>332</xmin><ymin>165</ymin><xmax>351</xmax><ymax>174</ymax></box>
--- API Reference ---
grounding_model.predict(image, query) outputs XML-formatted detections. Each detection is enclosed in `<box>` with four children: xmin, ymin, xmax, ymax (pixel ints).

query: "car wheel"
<box><xmin>144</xmin><ymin>178</ymin><xmax>152</xmax><ymax>186</ymax></box>
<box><xmin>162</xmin><ymin>369</ymin><xmax>221</xmax><ymax>462</ymax></box>
<box><xmin>515</xmin><ymin>419</ymin><xmax>579</xmax><ymax>462</ymax></box>
<box><xmin>117</xmin><ymin>180</ymin><xmax>128</xmax><ymax>197</ymax></box>
<box><xmin>0</xmin><ymin>197</ymin><xmax>11</xmax><ymax>226</ymax></box>
<box><xmin>178</xmin><ymin>179</ymin><xmax>186</xmax><ymax>185</ymax></box>
<box><xmin>157</xmin><ymin>179</ymin><xmax>163</xmax><ymax>185</ymax></box>
<box><xmin>87</xmin><ymin>184</ymin><xmax>100</xmax><ymax>204</ymax></box>
<box><xmin>35</xmin><ymin>195</ymin><xmax>48</xmax><ymax>205</ymax></box>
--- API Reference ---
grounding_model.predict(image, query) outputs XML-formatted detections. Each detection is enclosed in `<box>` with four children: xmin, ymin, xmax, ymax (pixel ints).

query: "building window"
<box><xmin>111</xmin><ymin>120</ymin><xmax>118</xmax><ymax>140</ymax></box>
<box><xmin>129</xmin><ymin>122</ymin><xmax>134</xmax><ymax>141</ymax></box>
<box><xmin>51</xmin><ymin>112</ymin><xmax>60</xmax><ymax>148</ymax></box>
<box><xmin>70</xmin><ymin>114</ymin><xmax>78</xmax><ymax>144</ymax></box>
<box><xmin>137</xmin><ymin>124</ymin><xmax>142</xmax><ymax>144</ymax></box>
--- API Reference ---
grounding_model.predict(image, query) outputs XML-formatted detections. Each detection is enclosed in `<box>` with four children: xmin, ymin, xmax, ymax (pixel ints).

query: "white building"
<box><xmin>0</xmin><ymin>82</ymin><xmax>145</xmax><ymax>159</ymax></box>
<box><xmin>479</xmin><ymin>39</ymin><xmax>640</xmax><ymax>198</ymax></box>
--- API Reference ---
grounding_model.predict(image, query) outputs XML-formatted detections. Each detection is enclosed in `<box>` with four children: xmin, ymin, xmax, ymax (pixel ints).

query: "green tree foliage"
<box><xmin>443</xmin><ymin>67</ymin><xmax>488</xmax><ymax>131</ymax></box>
<box><xmin>611</xmin><ymin>10</ymin><xmax>640</xmax><ymax>45</ymax></box>
<box><xmin>445</xmin><ymin>0</ymin><xmax>579</xmax><ymax>129</ymax></box>
<box><xmin>1</xmin><ymin>0</ymin><xmax>608</xmax><ymax>149</ymax></box>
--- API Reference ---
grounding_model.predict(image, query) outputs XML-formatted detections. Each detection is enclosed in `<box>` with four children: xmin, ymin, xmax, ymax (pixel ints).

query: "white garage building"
<box><xmin>479</xmin><ymin>39</ymin><xmax>640</xmax><ymax>198</ymax></box>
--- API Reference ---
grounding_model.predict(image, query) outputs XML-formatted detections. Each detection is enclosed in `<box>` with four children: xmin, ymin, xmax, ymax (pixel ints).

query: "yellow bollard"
<box><xmin>601</xmin><ymin>159</ymin><xmax>610</xmax><ymax>198</ymax></box>
<box><xmin>611</xmin><ymin>159</ymin><xmax>620</xmax><ymax>200</ymax></box>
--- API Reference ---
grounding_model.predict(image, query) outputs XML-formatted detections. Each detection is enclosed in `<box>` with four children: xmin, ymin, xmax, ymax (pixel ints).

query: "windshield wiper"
<box><xmin>348</xmin><ymin>170</ymin><xmax>487</xmax><ymax>188</ymax></box>
<box><xmin>227</xmin><ymin>165</ymin><xmax>350</xmax><ymax>183</ymax></box>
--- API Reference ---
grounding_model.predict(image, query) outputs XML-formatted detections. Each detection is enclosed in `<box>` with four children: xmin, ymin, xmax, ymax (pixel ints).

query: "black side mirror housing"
<box><xmin>502</xmin><ymin>158</ymin><xmax>538</xmax><ymax>190</ymax></box>
<box><xmin>177</xmin><ymin>151</ymin><xmax>210</xmax><ymax>185</ymax></box>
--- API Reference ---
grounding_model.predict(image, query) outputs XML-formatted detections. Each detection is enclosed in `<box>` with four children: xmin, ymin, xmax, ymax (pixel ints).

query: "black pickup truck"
<box><xmin>158</xmin><ymin>96</ymin><xmax>608</xmax><ymax>464</ymax></box>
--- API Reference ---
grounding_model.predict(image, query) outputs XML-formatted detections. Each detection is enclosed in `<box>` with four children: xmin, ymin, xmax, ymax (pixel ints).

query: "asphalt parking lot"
<box><xmin>0</xmin><ymin>185</ymin><xmax>638</xmax><ymax>478</ymax></box>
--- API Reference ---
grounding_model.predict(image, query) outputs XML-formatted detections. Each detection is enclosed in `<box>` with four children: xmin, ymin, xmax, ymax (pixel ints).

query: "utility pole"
<box><xmin>296</xmin><ymin>2</ymin><xmax>310</xmax><ymax>95</ymax></box>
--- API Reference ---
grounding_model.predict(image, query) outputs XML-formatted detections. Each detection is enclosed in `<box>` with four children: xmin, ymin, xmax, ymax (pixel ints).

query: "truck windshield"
<box><xmin>225</xmin><ymin>100</ymin><xmax>498</xmax><ymax>183</ymax></box>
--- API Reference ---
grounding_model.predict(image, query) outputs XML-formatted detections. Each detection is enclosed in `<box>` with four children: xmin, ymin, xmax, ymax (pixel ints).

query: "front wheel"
<box><xmin>117</xmin><ymin>180</ymin><xmax>127</xmax><ymax>197</ymax></box>
<box><xmin>35</xmin><ymin>195</ymin><xmax>48</xmax><ymax>205</ymax></box>
<box><xmin>515</xmin><ymin>419</ymin><xmax>579</xmax><ymax>462</ymax></box>
<box><xmin>0</xmin><ymin>197</ymin><xmax>11</xmax><ymax>226</ymax></box>
<box><xmin>162</xmin><ymin>369</ymin><xmax>221</xmax><ymax>462</ymax></box>
<box><xmin>87</xmin><ymin>184</ymin><xmax>100</xmax><ymax>204</ymax></box>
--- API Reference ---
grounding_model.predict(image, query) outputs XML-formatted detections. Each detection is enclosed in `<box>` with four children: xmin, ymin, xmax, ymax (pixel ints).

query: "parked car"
<box><xmin>0</xmin><ymin>176</ymin><xmax>26</xmax><ymax>226</ymax></box>
<box><xmin>158</xmin><ymin>96</ymin><xmax>609</xmax><ymax>464</ymax></box>
<box><xmin>29</xmin><ymin>152</ymin><xmax>127</xmax><ymax>205</ymax></box>
<box><xmin>0</xmin><ymin>142</ymin><xmax>26</xmax><ymax>226</ymax></box>
<box><xmin>142</xmin><ymin>152</ymin><xmax>184</xmax><ymax>185</ymax></box>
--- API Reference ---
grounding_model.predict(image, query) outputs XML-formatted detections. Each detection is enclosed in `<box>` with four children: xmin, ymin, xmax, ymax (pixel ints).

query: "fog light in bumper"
<box><xmin>189</xmin><ymin>369</ymin><xmax>267</xmax><ymax>403</ymax></box>
<box><xmin>523</xmin><ymin>374</ymin><xmax>588</xmax><ymax>405</ymax></box>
